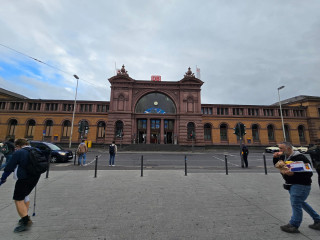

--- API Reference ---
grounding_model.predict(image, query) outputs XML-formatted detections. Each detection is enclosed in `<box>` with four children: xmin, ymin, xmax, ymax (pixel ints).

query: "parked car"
<box><xmin>265</xmin><ymin>145</ymin><xmax>280</xmax><ymax>153</ymax></box>
<box><xmin>296</xmin><ymin>146</ymin><xmax>309</xmax><ymax>153</ymax></box>
<box><xmin>29</xmin><ymin>141</ymin><xmax>73</xmax><ymax>163</ymax></box>
<box><xmin>265</xmin><ymin>145</ymin><xmax>298</xmax><ymax>153</ymax></box>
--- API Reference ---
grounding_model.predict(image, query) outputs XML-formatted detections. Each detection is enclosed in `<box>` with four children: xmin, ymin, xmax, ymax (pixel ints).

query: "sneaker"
<box><xmin>14</xmin><ymin>221</ymin><xmax>31</xmax><ymax>233</ymax></box>
<box><xmin>309</xmin><ymin>222</ymin><xmax>320</xmax><ymax>230</ymax></box>
<box><xmin>112</xmin><ymin>165</ymin><xmax>115</xmax><ymax>166</ymax></box>
<box><xmin>83</xmin><ymin>164</ymin><xmax>87</xmax><ymax>166</ymax></box>
<box><xmin>280</xmin><ymin>224</ymin><xmax>300</xmax><ymax>233</ymax></box>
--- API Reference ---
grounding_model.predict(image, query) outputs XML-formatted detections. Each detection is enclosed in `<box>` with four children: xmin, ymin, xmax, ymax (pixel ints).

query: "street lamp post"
<box><xmin>69</xmin><ymin>74</ymin><xmax>79</xmax><ymax>148</ymax></box>
<box><xmin>277</xmin><ymin>86</ymin><xmax>286</xmax><ymax>142</ymax></box>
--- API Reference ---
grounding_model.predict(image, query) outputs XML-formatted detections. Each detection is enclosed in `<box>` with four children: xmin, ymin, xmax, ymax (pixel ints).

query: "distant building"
<box><xmin>0</xmin><ymin>65</ymin><xmax>319</xmax><ymax>146</ymax></box>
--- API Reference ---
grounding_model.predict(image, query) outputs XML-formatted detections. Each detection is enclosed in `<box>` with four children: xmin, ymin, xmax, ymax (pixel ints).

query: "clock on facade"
<box><xmin>154</xmin><ymin>101</ymin><xmax>158</xmax><ymax>106</ymax></box>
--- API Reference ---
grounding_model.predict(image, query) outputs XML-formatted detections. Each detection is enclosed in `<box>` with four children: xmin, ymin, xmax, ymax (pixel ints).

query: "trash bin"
<box><xmin>85</xmin><ymin>140</ymin><xmax>88</xmax><ymax>146</ymax></box>
<box><xmin>88</xmin><ymin>141</ymin><xmax>92</xmax><ymax>148</ymax></box>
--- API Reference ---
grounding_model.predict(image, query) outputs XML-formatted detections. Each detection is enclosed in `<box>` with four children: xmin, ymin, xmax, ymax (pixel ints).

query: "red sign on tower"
<box><xmin>151</xmin><ymin>75</ymin><xmax>161</xmax><ymax>81</ymax></box>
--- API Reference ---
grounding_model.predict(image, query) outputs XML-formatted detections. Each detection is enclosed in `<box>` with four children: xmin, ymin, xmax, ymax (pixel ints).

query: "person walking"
<box><xmin>77</xmin><ymin>140</ymin><xmax>88</xmax><ymax>166</ymax></box>
<box><xmin>273</xmin><ymin>142</ymin><xmax>320</xmax><ymax>233</ymax></box>
<box><xmin>109</xmin><ymin>141</ymin><xmax>117</xmax><ymax>166</ymax></box>
<box><xmin>306</xmin><ymin>142</ymin><xmax>320</xmax><ymax>188</ymax></box>
<box><xmin>241</xmin><ymin>145</ymin><xmax>249</xmax><ymax>168</ymax></box>
<box><xmin>0</xmin><ymin>138</ymin><xmax>15</xmax><ymax>170</ymax></box>
<box><xmin>0</xmin><ymin>139</ymin><xmax>40</xmax><ymax>233</ymax></box>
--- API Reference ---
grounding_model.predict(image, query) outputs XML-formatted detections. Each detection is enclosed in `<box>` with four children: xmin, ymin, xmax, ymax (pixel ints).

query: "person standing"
<box><xmin>109</xmin><ymin>141</ymin><xmax>117</xmax><ymax>166</ymax></box>
<box><xmin>241</xmin><ymin>145</ymin><xmax>249</xmax><ymax>168</ymax></box>
<box><xmin>306</xmin><ymin>142</ymin><xmax>320</xmax><ymax>188</ymax></box>
<box><xmin>0</xmin><ymin>139</ymin><xmax>40</xmax><ymax>233</ymax></box>
<box><xmin>273</xmin><ymin>142</ymin><xmax>320</xmax><ymax>233</ymax></box>
<box><xmin>77</xmin><ymin>140</ymin><xmax>88</xmax><ymax>166</ymax></box>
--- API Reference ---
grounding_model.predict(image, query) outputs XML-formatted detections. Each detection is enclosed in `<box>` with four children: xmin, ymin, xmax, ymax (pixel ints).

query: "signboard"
<box><xmin>151</xmin><ymin>75</ymin><xmax>161</xmax><ymax>81</ymax></box>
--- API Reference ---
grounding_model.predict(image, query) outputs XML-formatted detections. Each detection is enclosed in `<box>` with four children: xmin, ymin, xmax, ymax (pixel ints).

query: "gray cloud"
<box><xmin>0</xmin><ymin>0</ymin><xmax>319</xmax><ymax>105</ymax></box>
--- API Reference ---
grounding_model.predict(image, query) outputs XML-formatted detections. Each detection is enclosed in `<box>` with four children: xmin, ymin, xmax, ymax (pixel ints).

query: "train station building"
<box><xmin>0</xmin><ymin>65</ymin><xmax>319</xmax><ymax>147</ymax></box>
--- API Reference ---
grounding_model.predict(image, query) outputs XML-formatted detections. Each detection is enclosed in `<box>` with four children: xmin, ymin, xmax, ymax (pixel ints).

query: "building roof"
<box><xmin>0</xmin><ymin>88</ymin><xmax>29</xmax><ymax>100</ymax></box>
<box><xmin>271</xmin><ymin>95</ymin><xmax>320</xmax><ymax>106</ymax></box>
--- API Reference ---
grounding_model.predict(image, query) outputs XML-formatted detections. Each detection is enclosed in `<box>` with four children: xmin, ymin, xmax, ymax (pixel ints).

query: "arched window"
<box><xmin>26</xmin><ymin>119</ymin><xmax>36</xmax><ymax>138</ymax></box>
<box><xmin>298</xmin><ymin>125</ymin><xmax>305</xmax><ymax>142</ymax></box>
<box><xmin>284</xmin><ymin>124</ymin><xmax>290</xmax><ymax>142</ymax></box>
<box><xmin>252</xmin><ymin>124</ymin><xmax>259</xmax><ymax>141</ymax></box>
<box><xmin>135</xmin><ymin>92</ymin><xmax>176</xmax><ymax>114</ymax></box>
<box><xmin>45</xmin><ymin>120</ymin><xmax>53</xmax><ymax>137</ymax></box>
<box><xmin>267</xmin><ymin>124</ymin><xmax>274</xmax><ymax>141</ymax></box>
<box><xmin>187</xmin><ymin>122</ymin><xmax>195</xmax><ymax>139</ymax></box>
<box><xmin>7</xmin><ymin>119</ymin><xmax>17</xmax><ymax>138</ymax></box>
<box><xmin>62</xmin><ymin>120</ymin><xmax>71</xmax><ymax>138</ymax></box>
<box><xmin>220</xmin><ymin>124</ymin><xmax>228</xmax><ymax>141</ymax></box>
<box><xmin>204</xmin><ymin>123</ymin><xmax>212</xmax><ymax>140</ymax></box>
<box><xmin>97</xmin><ymin>121</ymin><xmax>106</xmax><ymax>138</ymax></box>
<box><xmin>115</xmin><ymin>120</ymin><xmax>124</xmax><ymax>138</ymax></box>
<box><xmin>79</xmin><ymin>120</ymin><xmax>89</xmax><ymax>138</ymax></box>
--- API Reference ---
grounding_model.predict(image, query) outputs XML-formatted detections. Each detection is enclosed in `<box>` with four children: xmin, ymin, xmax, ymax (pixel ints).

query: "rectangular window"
<box><xmin>80</xmin><ymin>104</ymin><xmax>93</xmax><ymax>112</ymax></box>
<box><xmin>217</xmin><ymin>108</ymin><xmax>228</xmax><ymax>115</ymax></box>
<box><xmin>248</xmin><ymin>108</ymin><xmax>259</xmax><ymax>116</ymax></box>
<box><xmin>10</xmin><ymin>102</ymin><xmax>24</xmax><ymax>110</ymax></box>
<box><xmin>0</xmin><ymin>102</ymin><xmax>5</xmax><ymax>109</ymax></box>
<box><xmin>97</xmin><ymin>104</ymin><xmax>108</xmax><ymax>113</ymax></box>
<box><xmin>233</xmin><ymin>108</ymin><xmax>244</xmax><ymax>116</ymax></box>
<box><xmin>28</xmin><ymin>103</ymin><xmax>41</xmax><ymax>111</ymax></box>
<box><xmin>278</xmin><ymin>109</ymin><xmax>289</xmax><ymax>117</ymax></box>
<box><xmin>45</xmin><ymin>103</ymin><xmax>58</xmax><ymax>111</ymax></box>
<box><xmin>63</xmin><ymin>104</ymin><xmax>73</xmax><ymax>111</ymax></box>
<box><xmin>263</xmin><ymin>109</ymin><xmax>274</xmax><ymax>116</ymax></box>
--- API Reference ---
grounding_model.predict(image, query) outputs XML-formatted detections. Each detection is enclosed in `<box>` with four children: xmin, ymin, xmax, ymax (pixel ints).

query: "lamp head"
<box><xmin>278</xmin><ymin>86</ymin><xmax>285</xmax><ymax>90</ymax></box>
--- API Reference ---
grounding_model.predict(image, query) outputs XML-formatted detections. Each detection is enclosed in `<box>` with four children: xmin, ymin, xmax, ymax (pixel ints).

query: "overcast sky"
<box><xmin>0</xmin><ymin>0</ymin><xmax>319</xmax><ymax>105</ymax></box>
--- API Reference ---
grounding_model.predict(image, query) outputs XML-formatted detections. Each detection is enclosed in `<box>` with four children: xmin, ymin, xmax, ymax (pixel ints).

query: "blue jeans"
<box><xmin>289</xmin><ymin>184</ymin><xmax>320</xmax><ymax>228</ymax></box>
<box><xmin>109</xmin><ymin>154</ymin><xmax>115</xmax><ymax>165</ymax></box>
<box><xmin>78</xmin><ymin>153</ymin><xmax>86</xmax><ymax>165</ymax></box>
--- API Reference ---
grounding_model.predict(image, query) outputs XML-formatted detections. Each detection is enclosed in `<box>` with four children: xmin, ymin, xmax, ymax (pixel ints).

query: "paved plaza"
<box><xmin>1</xmin><ymin>168</ymin><xmax>320</xmax><ymax>240</ymax></box>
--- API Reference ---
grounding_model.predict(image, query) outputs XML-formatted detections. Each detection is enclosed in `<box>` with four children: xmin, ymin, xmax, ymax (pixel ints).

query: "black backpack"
<box><xmin>25</xmin><ymin>147</ymin><xmax>48</xmax><ymax>176</ymax></box>
<box><xmin>109</xmin><ymin>145</ymin><xmax>115</xmax><ymax>154</ymax></box>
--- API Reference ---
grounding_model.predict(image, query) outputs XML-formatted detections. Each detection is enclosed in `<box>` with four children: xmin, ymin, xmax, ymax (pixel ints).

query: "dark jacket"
<box><xmin>306</xmin><ymin>146</ymin><xmax>320</xmax><ymax>170</ymax></box>
<box><xmin>273</xmin><ymin>152</ymin><xmax>313</xmax><ymax>185</ymax></box>
<box><xmin>4</xmin><ymin>140</ymin><xmax>15</xmax><ymax>156</ymax></box>
<box><xmin>2</xmin><ymin>146</ymin><xmax>31</xmax><ymax>180</ymax></box>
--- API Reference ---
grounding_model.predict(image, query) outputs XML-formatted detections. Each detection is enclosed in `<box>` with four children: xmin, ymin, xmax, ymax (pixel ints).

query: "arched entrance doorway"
<box><xmin>135</xmin><ymin>92</ymin><xmax>176</xmax><ymax>144</ymax></box>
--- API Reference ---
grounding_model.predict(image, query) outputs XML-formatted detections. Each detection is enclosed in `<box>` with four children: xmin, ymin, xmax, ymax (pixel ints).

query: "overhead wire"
<box><xmin>0</xmin><ymin>43</ymin><xmax>105</xmax><ymax>88</ymax></box>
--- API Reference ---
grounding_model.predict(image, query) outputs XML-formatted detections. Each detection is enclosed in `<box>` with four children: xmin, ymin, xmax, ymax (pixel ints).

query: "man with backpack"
<box><xmin>77</xmin><ymin>140</ymin><xmax>88</xmax><ymax>166</ymax></box>
<box><xmin>109</xmin><ymin>141</ymin><xmax>117</xmax><ymax>166</ymax></box>
<box><xmin>0</xmin><ymin>139</ymin><xmax>43</xmax><ymax>233</ymax></box>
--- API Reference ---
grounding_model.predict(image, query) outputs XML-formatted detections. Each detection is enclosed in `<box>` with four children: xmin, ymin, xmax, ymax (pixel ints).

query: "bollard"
<box><xmin>263</xmin><ymin>153</ymin><xmax>268</xmax><ymax>175</ymax></box>
<box><xmin>74</xmin><ymin>150</ymin><xmax>77</xmax><ymax>166</ymax></box>
<box><xmin>141</xmin><ymin>155</ymin><xmax>143</xmax><ymax>177</ymax></box>
<box><xmin>225</xmin><ymin>155</ymin><xmax>228</xmax><ymax>175</ymax></box>
<box><xmin>185</xmin><ymin>155</ymin><xmax>187</xmax><ymax>176</ymax></box>
<box><xmin>46</xmin><ymin>152</ymin><xmax>51</xmax><ymax>179</ymax></box>
<box><xmin>94</xmin><ymin>155</ymin><xmax>98</xmax><ymax>178</ymax></box>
